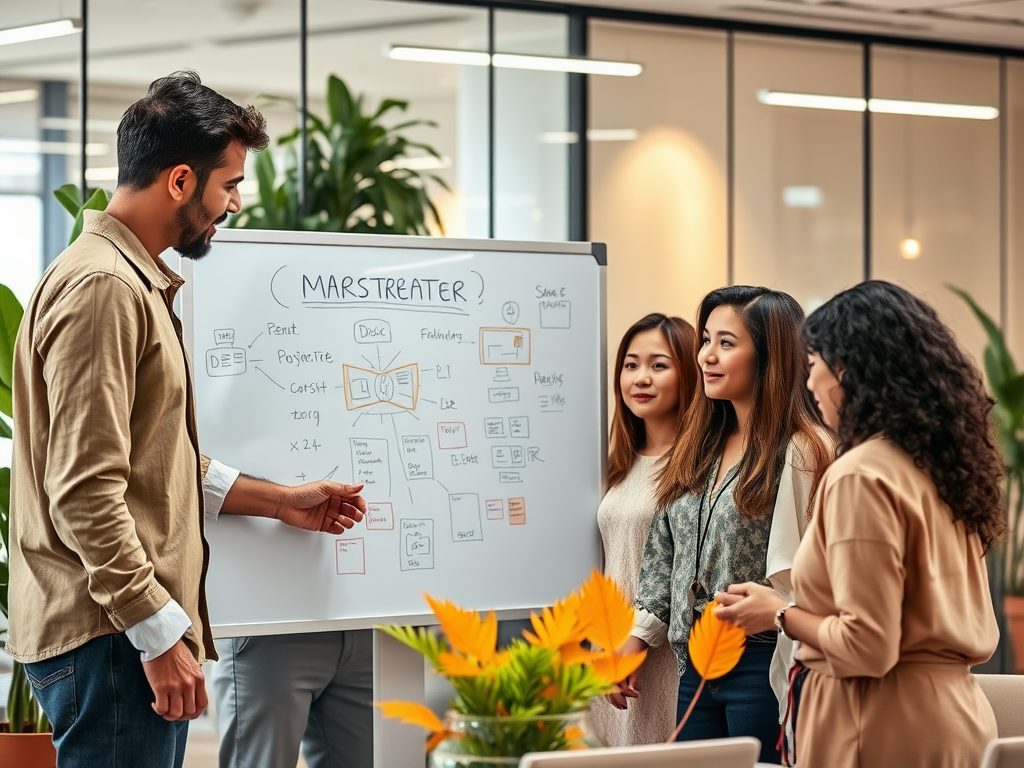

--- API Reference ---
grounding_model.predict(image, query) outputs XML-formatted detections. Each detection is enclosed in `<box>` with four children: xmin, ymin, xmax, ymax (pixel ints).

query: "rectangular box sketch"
<box><xmin>491</xmin><ymin>445</ymin><xmax>526</xmax><ymax>469</ymax></box>
<box><xmin>365</xmin><ymin>502</ymin><xmax>395</xmax><ymax>531</ymax></box>
<box><xmin>485</xmin><ymin>499</ymin><xmax>504</xmax><ymax>520</ymax></box>
<box><xmin>350</xmin><ymin>438</ymin><xmax>391</xmax><ymax>495</ymax></box>
<box><xmin>449</xmin><ymin>493</ymin><xmax>483</xmax><ymax>542</ymax></box>
<box><xmin>484</xmin><ymin>417</ymin><xmax>506</xmax><ymax>438</ymax></box>
<box><xmin>400</xmin><ymin>435</ymin><xmax>433</xmax><ymax>480</ymax></box>
<box><xmin>508</xmin><ymin>498</ymin><xmax>526</xmax><ymax>526</ymax></box>
<box><xmin>400</xmin><ymin>519</ymin><xmax>434</xmax><ymax>571</ymax></box>
<box><xmin>488</xmin><ymin>387</ymin><xmax>520</xmax><ymax>404</ymax></box>
<box><xmin>479</xmin><ymin>328</ymin><xmax>532</xmax><ymax>366</ymax></box>
<box><xmin>508</xmin><ymin>416</ymin><xmax>530</xmax><ymax>438</ymax></box>
<box><xmin>336</xmin><ymin>538</ymin><xmax>366</xmax><ymax>575</ymax></box>
<box><xmin>539</xmin><ymin>300</ymin><xmax>572</xmax><ymax>329</ymax></box>
<box><xmin>206</xmin><ymin>347</ymin><xmax>247</xmax><ymax>377</ymax></box>
<box><xmin>353</xmin><ymin>318</ymin><xmax>391</xmax><ymax>344</ymax></box>
<box><xmin>437</xmin><ymin>422</ymin><xmax>468</xmax><ymax>450</ymax></box>
<box><xmin>538</xmin><ymin>394</ymin><xmax>566</xmax><ymax>413</ymax></box>
<box><xmin>499</xmin><ymin>471</ymin><xmax>522</xmax><ymax>483</ymax></box>
<box><xmin>342</xmin><ymin>362</ymin><xmax>419</xmax><ymax>411</ymax></box>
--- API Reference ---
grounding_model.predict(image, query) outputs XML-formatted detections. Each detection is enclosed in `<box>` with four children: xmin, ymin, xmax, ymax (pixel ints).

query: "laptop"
<box><xmin>519</xmin><ymin>737</ymin><xmax>761</xmax><ymax>768</ymax></box>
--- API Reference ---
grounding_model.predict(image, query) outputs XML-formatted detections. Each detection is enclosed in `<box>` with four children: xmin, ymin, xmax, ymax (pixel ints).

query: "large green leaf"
<box><xmin>0</xmin><ymin>414</ymin><xmax>10</xmax><ymax>440</ymax></box>
<box><xmin>67</xmin><ymin>188</ymin><xmax>112</xmax><ymax>245</ymax></box>
<box><xmin>949</xmin><ymin>285</ymin><xmax>1015</xmax><ymax>384</ymax></box>
<box><xmin>52</xmin><ymin>183</ymin><xmax>83</xmax><ymax>217</ymax></box>
<box><xmin>0</xmin><ymin>284</ymin><xmax>24</xmax><ymax>392</ymax></box>
<box><xmin>0</xmin><ymin>466</ymin><xmax>10</xmax><ymax>557</ymax></box>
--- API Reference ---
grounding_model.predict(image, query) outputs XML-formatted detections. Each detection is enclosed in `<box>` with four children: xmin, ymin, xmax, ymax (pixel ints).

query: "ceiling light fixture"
<box><xmin>0</xmin><ymin>89</ymin><xmax>38</xmax><ymax>105</ymax></box>
<box><xmin>387</xmin><ymin>45</ymin><xmax>642</xmax><ymax>77</ymax></box>
<box><xmin>538</xmin><ymin>129</ymin><xmax>640</xmax><ymax>144</ymax></box>
<box><xmin>757</xmin><ymin>89</ymin><xmax>998</xmax><ymax>120</ymax></box>
<box><xmin>0</xmin><ymin>19</ymin><xmax>80</xmax><ymax>48</ymax></box>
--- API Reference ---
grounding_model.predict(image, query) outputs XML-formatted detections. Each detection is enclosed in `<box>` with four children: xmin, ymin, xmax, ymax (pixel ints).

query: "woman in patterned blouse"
<box><xmin>617</xmin><ymin>286</ymin><xmax>833</xmax><ymax>764</ymax></box>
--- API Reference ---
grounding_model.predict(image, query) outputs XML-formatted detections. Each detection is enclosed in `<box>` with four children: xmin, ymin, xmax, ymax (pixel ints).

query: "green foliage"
<box><xmin>1</xmin><ymin>280</ymin><xmax>50</xmax><ymax>734</ymax></box>
<box><xmin>53</xmin><ymin>184</ymin><xmax>113</xmax><ymax>246</ymax></box>
<box><xmin>230</xmin><ymin>75</ymin><xmax>448</xmax><ymax>235</ymax></box>
<box><xmin>950</xmin><ymin>286</ymin><xmax>1024</xmax><ymax>597</ymax></box>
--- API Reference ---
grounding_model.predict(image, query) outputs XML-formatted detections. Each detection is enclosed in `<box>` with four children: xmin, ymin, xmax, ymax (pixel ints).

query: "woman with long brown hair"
<box><xmin>622</xmin><ymin>286</ymin><xmax>833</xmax><ymax>764</ymax></box>
<box><xmin>717</xmin><ymin>281</ymin><xmax>1002</xmax><ymax>767</ymax></box>
<box><xmin>591</xmin><ymin>313</ymin><xmax>698</xmax><ymax>746</ymax></box>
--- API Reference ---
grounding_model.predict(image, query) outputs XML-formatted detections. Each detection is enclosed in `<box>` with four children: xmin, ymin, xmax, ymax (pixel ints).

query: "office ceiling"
<box><xmin>557</xmin><ymin>0</ymin><xmax>1024</xmax><ymax>48</ymax></box>
<box><xmin>0</xmin><ymin>0</ymin><xmax>1019</xmax><ymax>106</ymax></box>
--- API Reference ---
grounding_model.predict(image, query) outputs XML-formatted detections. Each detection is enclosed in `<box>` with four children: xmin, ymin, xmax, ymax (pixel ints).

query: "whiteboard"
<box><xmin>182</xmin><ymin>230</ymin><xmax>607</xmax><ymax>636</ymax></box>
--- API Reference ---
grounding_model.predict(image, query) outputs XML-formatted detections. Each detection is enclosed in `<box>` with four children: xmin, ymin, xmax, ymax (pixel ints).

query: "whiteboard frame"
<box><xmin>179</xmin><ymin>229</ymin><xmax>608</xmax><ymax>637</ymax></box>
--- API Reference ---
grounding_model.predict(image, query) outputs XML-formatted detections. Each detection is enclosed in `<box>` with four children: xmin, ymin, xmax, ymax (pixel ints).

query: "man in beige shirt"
<box><xmin>10</xmin><ymin>71</ymin><xmax>365</xmax><ymax>768</ymax></box>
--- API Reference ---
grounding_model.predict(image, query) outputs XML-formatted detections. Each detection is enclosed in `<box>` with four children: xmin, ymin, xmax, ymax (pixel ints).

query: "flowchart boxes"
<box><xmin>336</xmin><ymin>538</ymin><xmax>366</xmax><ymax>575</ymax></box>
<box><xmin>480</xmin><ymin>328</ymin><xmax>531</xmax><ymax>365</ymax></box>
<box><xmin>449</xmin><ymin>493</ymin><xmax>483</xmax><ymax>542</ymax></box>
<box><xmin>486</xmin><ymin>499</ymin><xmax>505</xmax><ymax>520</ymax></box>
<box><xmin>492</xmin><ymin>445</ymin><xmax>525</xmax><ymax>468</ymax></box>
<box><xmin>400</xmin><ymin>435</ymin><xmax>433</xmax><ymax>480</ymax></box>
<box><xmin>365</xmin><ymin>502</ymin><xmax>395</xmax><ymax>530</ymax></box>
<box><xmin>509</xmin><ymin>498</ymin><xmax>526</xmax><ymax>526</ymax></box>
<box><xmin>400</xmin><ymin>519</ymin><xmax>434</xmax><ymax>571</ymax></box>
<box><xmin>350</xmin><ymin>438</ymin><xmax>390</xmax><ymax>494</ymax></box>
<box><xmin>437</xmin><ymin>422</ymin><xmax>468</xmax><ymax>450</ymax></box>
<box><xmin>539</xmin><ymin>300</ymin><xmax>571</xmax><ymax>329</ymax></box>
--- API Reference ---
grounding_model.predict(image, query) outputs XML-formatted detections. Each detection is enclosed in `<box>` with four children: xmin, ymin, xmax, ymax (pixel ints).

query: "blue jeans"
<box><xmin>25</xmin><ymin>633</ymin><xmax>189</xmax><ymax>768</ymax></box>
<box><xmin>675</xmin><ymin>638</ymin><xmax>781</xmax><ymax>764</ymax></box>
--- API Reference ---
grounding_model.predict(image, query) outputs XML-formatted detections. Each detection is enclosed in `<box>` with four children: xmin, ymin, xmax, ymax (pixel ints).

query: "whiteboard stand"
<box><xmin>374</xmin><ymin>628</ymin><xmax>426</xmax><ymax>768</ymax></box>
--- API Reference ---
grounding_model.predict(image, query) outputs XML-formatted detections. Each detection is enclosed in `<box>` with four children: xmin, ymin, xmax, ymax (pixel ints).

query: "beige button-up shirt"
<box><xmin>8</xmin><ymin>210</ymin><xmax>215</xmax><ymax>663</ymax></box>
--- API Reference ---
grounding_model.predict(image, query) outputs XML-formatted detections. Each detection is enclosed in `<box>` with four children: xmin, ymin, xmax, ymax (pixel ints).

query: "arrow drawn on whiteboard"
<box><xmin>270</xmin><ymin>265</ymin><xmax>289</xmax><ymax>308</ymax></box>
<box><xmin>248</xmin><ymin>332</ymin><xmax>263</xmax><ymax>348</ymax></box>
<box><xmin>471</xmin><ymin>270</ymin><xmax>484</xmax><ymax>305</ymax></box>
<box><xmin>323</xmin><ymin>466</ymin><xmax>339</xmax><ymax>480</ymax></box>
<box><xmin>254</xmin><ymin>366</ymin><xmax>285</xmax><ymax>390</ymax></box>
<box><xmin>383</xmin><ymin>350</ymin><xmax>401</xmax><ymax>371</ymax></box>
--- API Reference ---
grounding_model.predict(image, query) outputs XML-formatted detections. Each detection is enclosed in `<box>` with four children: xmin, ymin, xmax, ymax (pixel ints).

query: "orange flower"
<box><xmin>425</xmin><ymin>594</ymin><xmax>498</xmax><ymax>665</ymax></box>
<box><xmin>576</xmin><ymin>570</ymin><xmax>634</xmax><ymax>654</ymax></box>
<box><xmin>688</xmin><ymin>600</ymin><xmax>746</xmax><ymax>680</ymax></box>
<box><xmin>375</xmin><ymin>701</ymin><xmax>456</xmax><ymax>752</ymax></box>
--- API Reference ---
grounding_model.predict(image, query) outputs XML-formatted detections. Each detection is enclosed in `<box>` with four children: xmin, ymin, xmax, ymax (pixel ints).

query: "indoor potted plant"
<box><xmin>0</xmin><ymin>280</ymin><xmax>56</xmax><ymax>766</ymax></box>
<box><xmin>229</xmin><ymin>73</ymin><xmax>448</xmax><ymax>234</ymax></box>
<box><xmin>951</xmin><ymin>286</ymin><xmax>1024</xmax><ymax>671</ymax></box>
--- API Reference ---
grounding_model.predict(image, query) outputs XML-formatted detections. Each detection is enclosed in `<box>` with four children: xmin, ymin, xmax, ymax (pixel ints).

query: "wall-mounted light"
<box><xmin>757</xmin><ymin>89</ymin><xmax>998</xmax><ymax>120</ymax></box>
<box><xmin>900</xmin><ymin>238</ymin><xmax>922</xmax><ymax>259</ymax></box>
<box><xmin>387</xmin><ymin>45</ymin><xmax>642</xmax><ymax>77</ymax></box>
<box><xmin>0</xmin><ymin>19</ymin><xmax>80</xmax><ymax>47</ymax></box>
<box><xmin>0</xmin><ymin>89</ymin><xmax>38</xmax><ymax>105</ymax></box>
<box><xmin>782</xmin><ymin>186</ymin><xmax>823</xmax><ymax>208</ymax></box>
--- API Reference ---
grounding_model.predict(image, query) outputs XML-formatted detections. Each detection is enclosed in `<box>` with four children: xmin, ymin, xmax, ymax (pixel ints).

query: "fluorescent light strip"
<box><xmin>0</xmin><ymin>89</ymin><xmax>38</xmax><ymax>105</ymax></box>
<box><xmin>757</xmin><ymin>89</ymin><xmax>998</xmax><ymax>120</ymax></box>
<box><xmin>0</xmin><ymin>139</ymin><xmax>108</xmax><ymax>156</ymax></box>
<box><xmin>387</xmin><ymin>46</ymin><xmax>641</xmax><ymax>77</ymax></box>
<box><xmin>0</xmin><ymin>19</ymin><xmax>80</xmax><ymax>47</ymax></box>
<box><xmin>539</xmin><ymin>129</ymin><xmax>640</xmax><ymax>144</ymax></box>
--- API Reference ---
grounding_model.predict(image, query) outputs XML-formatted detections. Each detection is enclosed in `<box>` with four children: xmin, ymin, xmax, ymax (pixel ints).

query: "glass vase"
<box><xmin>430</xmin><ymin>709</ymin><xmax>603</xmax><ymax>768</ymax></box>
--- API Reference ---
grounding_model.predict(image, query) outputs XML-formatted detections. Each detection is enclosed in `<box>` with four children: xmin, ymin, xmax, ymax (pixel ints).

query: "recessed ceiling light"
<box><xmin>387</xmin><ymin>45</ymin><xmax>642</xmax><ymax>77</ymax></box>
<box><xmin>0</xmin><ymin>19</ymin><xmax>80</xmax><ymax>48</ymax></box>
<box><xmin>757</xmin><ymin>89</ymin><xmax>998</xmax><ymax>120</ymax></box>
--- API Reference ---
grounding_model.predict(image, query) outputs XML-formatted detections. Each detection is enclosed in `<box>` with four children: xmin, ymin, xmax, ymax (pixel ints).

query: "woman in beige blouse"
<box><xmin>592</xmin><ymin>313</ymin><xmax>698</xmax><ymax>746</ymax></box>
<box><xmin>718</xmin><ymin>280</ymin><xmax>1003</xmax><ymax>768</ymax></box>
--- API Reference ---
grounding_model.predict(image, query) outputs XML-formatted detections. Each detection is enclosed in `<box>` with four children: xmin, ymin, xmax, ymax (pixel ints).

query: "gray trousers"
<box><xmin>211</xmin><ymin>630</ymin><xmax>374</xmax><ymax>768</ymax></box>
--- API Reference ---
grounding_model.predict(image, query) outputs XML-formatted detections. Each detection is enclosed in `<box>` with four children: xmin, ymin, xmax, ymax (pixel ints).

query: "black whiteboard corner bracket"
<box><xmin>590</xmin><ymin>242</ymin><xmax>608</xmax><ymax>266</ymax></box>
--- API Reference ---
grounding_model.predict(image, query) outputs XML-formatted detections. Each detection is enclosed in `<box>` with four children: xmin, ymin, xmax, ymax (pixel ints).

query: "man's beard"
<box><xmin>174</xmin><ymin>196</ymin><xmax>226</xmax><ymax>261</ymax></box>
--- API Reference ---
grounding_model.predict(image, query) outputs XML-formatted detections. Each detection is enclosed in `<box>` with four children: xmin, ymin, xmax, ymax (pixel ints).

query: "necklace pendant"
<box><xmin>687</xmin><ymin>579</ymin><xmax>701</xmax><ymax>610</ymax></box>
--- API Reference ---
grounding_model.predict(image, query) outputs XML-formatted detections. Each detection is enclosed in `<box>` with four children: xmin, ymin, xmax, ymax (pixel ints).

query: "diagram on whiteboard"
<box><xmin>193</xmin><ymin>247</ymin><xmax>600</xmax><ymax>604</ymax></box>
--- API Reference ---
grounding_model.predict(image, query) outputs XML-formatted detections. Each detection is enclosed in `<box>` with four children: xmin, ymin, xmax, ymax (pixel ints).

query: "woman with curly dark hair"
<box><xmin>717</xmin><ymin>280</ymin><xmax>1003</xmax><ymax>768</ymax></box>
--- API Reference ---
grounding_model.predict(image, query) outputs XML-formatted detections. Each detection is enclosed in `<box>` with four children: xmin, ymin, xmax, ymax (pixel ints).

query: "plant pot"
<box><xmin>0</xmin><ymin>731</ymin><xmax>56</xmax><ymax>768</ymax></box>
<box><xmin>430</xmin><ymin>709</ymin><xmax>602</xmax><ymax>768</ymax></box>
<box><xmin>1004</xmin><ymin>596</ymin><xmax>1024</xmax><ymax>673</ymax></box>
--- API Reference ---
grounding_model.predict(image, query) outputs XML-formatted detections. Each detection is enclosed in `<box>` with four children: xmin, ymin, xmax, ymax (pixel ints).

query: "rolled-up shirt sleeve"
<box><xmin>203</xmin><ymin>459</ymin><xmax>240</xmax><ymax>519</ymax></box>
<box><xmin>124</xmin><ymin>599</ymin><xmax>193</xmax><ymax>661</ymax></box>
<box><xmin>35</xmin><ymin>273</ymin><xmax>169</xmax><ymax>631</ymax></box>
<box><xmin>634</xmin><ymin>507</ymin><xmax>675</xmax><ymax>639</ymax></box>
<box><xmin>816</xmin><ymin>472</ymin><xmax>906</xmax><ymax>679</ymax></box>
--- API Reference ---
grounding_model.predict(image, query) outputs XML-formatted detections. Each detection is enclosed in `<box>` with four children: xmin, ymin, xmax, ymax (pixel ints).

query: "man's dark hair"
<box><xmin>117</xmin><ymin>70</ymin><xmax>268</xmax><ymax>193</ymax></box>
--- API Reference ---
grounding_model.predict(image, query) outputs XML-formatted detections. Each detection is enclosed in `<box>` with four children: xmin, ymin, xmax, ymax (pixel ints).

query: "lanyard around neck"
<box><xmin>692</xmin><ymin>463</ymin><xmax>739</xmax><ymax>590</ymax></box>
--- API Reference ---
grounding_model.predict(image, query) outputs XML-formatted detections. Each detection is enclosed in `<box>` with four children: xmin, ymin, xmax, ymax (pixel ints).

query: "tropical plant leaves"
<box><xmin>688</xmin><ymin>601</ymin><xmax>746</xmax><ymax>680</ymax></box>
<box><xmin>0</xmin><ymin>284</ymin><xmax>24</xmax><ymax>397</ymax></box>
<box><xmin>425</xmin><ymin>594</ymin><xmax>498</xmax><ymax>665</ymax></box>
